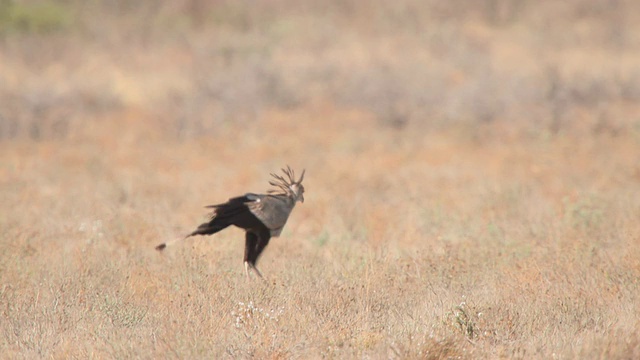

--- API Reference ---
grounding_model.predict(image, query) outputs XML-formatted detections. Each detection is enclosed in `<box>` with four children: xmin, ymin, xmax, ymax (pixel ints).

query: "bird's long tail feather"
<box><xmin>154</xmin><ymin>221</ymin><xmax>229</xmax><ymax>251</ymax></box>
<box><xmin>155</xmin><ymin>233</ymin><xmax>191</xmax><ymax>251</ymax></box>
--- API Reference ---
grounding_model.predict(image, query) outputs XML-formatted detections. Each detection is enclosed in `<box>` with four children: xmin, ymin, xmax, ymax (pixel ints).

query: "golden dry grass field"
<box><xmin>2</xmin><ymin>1</ymin><xmax>640</xmax><ymax>359</ymax></box>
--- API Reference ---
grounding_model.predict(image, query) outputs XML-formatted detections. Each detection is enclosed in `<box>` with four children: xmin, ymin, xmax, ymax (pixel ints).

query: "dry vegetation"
<box><xmin>2</xmin><ymin>0</ymin><xmax>640</xmax><ymax>358</ymax></box>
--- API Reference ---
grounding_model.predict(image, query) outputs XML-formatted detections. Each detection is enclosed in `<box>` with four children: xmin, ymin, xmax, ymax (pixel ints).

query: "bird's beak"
<box><xmin>300</xmin><ymin>194</ymin><xmax>304</xmax><ymax>203</ymax></box>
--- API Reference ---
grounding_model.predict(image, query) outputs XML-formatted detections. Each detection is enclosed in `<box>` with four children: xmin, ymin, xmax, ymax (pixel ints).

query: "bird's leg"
<box><xmin>247</xmin><ymin>229</ymin><xmax>270</xmax><ymax>281</ymax></box>
<box><xmin>252</xmin><ymin>265</ymin><xmax>264</xmax><ymax>279</ymax></box>
<box><xmin>244</xmin><ymin>261</ymin><xmax>264</xmax><ymax>280</ymax></box>
<box><xmin>244</xmin><ymin>261</ymin><xmax>252</xmax><ymax>279</ymax></box>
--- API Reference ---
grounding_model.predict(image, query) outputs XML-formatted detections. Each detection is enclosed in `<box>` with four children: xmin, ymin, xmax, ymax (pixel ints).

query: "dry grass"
<box><xmin>2</xmin><ymin>1</ymin><xmax>640</xmax><ymax>359</ymax></box>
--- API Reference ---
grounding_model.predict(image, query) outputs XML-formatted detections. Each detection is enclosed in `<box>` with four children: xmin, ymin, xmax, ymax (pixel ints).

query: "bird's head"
<box><xmin>290</xmin><ymin>174</ymin><xmax>305</xmax><ymax>203</ymax></box>
<box><xmin>269</xmin><ymin>166</ymin><xmax>305</xmax><ymax>203</ymax></box>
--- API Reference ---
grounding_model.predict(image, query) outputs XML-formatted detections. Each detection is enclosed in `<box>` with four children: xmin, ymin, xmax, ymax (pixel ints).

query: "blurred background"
<box><xmin>1</xmin><ymin>0</ymin><xmax>639</xmax><ymax>141</ymax></box>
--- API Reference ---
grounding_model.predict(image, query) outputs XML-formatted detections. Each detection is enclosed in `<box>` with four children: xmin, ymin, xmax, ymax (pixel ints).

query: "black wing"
<box><xmin>188</xmin><ymin>193</ymin><xmax>267</xmax><ymax>237</ymax></box>
<box><xmin>205</xmin><ymin>193</ymin><xmax>262</xmax><ymax>210</ymax></box>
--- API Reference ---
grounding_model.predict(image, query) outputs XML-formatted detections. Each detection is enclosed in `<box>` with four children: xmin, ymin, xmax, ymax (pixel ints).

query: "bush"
<box><xmin>0</xmin><ymin>0</ymin><xmax>73</xmax><ymax>34</ymax></box>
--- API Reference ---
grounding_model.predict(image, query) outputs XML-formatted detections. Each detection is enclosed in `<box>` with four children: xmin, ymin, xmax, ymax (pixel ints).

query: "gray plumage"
<box><xmin>239</xmin><ymin>194</ymin><xmax>293</xmax><ymax>237</ymax></box>
<box><xmin>155</xmin><ymin>166</ymin><xmax>305</xmax><ymax>278</ymax></box>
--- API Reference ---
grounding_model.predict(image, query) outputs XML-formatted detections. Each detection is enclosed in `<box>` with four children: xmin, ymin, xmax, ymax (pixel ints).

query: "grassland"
<box><xmin>1</xmin><ymin>1</ymin><xmax>640</xmax><ymax>358</ymax></box>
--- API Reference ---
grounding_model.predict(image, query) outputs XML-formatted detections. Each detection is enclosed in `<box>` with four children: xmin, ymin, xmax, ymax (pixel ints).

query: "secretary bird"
<box><xmin>156</xmin><ymin>166</ymin><xmax>305</xmax><ymax>278</ymax></box>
